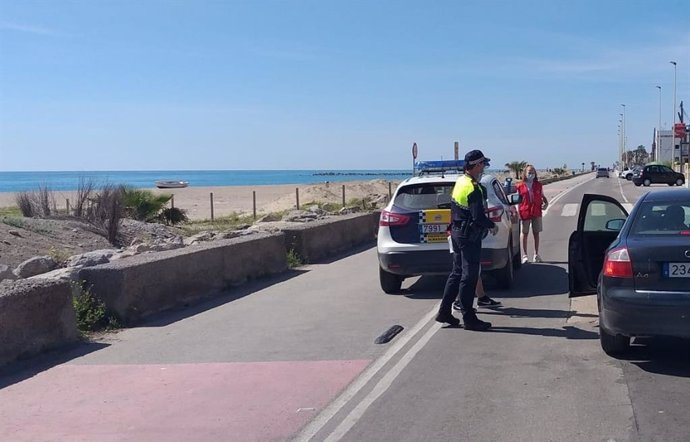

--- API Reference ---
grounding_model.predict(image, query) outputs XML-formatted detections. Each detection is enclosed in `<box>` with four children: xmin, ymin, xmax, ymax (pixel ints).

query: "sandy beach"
<box><xmin>0</xmin><ymin>179</ymin><xmax>404</xmax><ymax>221</ymax></box>
<box><xmin>0</xmin><ymin>170</ymin><xmax>541</xmax><ymax>221</ymax></box>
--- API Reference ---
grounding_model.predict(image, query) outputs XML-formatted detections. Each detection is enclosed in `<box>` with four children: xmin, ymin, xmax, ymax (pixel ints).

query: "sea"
<box><xmin>0</xmin><ymin>170</ymin><xmax>414</xmax><ymax>193</ymax></box>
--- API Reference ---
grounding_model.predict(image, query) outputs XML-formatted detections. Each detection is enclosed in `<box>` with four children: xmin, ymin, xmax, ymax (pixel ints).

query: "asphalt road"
<box><xmin>1</xmin><ymin>173</ymin><xmax>690</xmax><ymax>442</ymax></box>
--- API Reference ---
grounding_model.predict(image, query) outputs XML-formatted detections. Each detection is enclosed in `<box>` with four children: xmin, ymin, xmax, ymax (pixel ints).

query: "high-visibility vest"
<box><xmin>450</xmin><ymin>175</ymin><xmax>484</xmax><ymax>220</ymax></box>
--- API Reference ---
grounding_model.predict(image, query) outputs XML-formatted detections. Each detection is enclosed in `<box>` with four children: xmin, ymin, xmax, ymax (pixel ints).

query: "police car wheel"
<box><xmin>380</xmin><ymin>267</ymin><xmax>403</xmax><ymax>294</ymax></box>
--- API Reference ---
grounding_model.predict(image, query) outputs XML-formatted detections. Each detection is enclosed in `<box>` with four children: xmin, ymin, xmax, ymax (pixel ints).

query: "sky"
<box><xmin>0</xmin><ymin>0</ymin><xmax>688</xmax><ymax>171</ymax></box>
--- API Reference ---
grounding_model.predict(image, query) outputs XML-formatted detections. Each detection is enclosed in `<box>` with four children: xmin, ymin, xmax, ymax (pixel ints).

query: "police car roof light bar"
<box><xmin>415</xmin><ymin>160</ymin><xmax>465</xmax><ymax>176</ymax></box>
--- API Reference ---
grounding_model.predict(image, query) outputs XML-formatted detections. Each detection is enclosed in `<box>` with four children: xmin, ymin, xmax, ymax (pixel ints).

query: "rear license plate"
<box><xmin>421</xmin><ymin>224</ymin><xmax>446</xmax><ymax>234</ymax></box>
<box><xmin>664</xmin><ymin>262</ymin><xmax>690</xmax><ymax>278</ymax></box>
<box><xmin>423</xmin><ymin>233</ymin><xmax>447</xmax><ymax>243</ymax></box>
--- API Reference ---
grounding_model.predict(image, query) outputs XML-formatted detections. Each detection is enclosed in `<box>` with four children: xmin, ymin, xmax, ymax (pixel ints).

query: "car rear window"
<box><xmin>393</xmin><ymin>183</ymin><xmax>454</xmax><ymax>210</ymax></box>
<box><xmin>629</xmin><ymin>202</ymin><xmax>690</xmax><ymax>235</ymax></box>
<box><xmin>598</xmin><ymin>168</ymin><xmax>607</xmax><ymax>172</ymax></box>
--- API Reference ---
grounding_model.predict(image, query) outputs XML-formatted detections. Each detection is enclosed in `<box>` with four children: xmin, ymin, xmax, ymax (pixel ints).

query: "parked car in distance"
<box><xmin>596</xmin><ymin>168</ymin><xmax>609</xmax><ymax>178</ymax></box>
<box><xmin>632</xmin><ymin>164</ymin><xmax>685</xmax><ymax>187</ymax></box>
<box><xmin>377</xmin><ymin>160</ymin><xmax>522</xmax><ymax>294</ymax></box>
<box><xmin>618</xmin><ymin>168</ymin><xmax>634</xmax><ymax>180</ymax></box>
<box><xmin>569</xmin><ymin>190</ymin><xmax>690</xmax><ymax>356</ymax></box>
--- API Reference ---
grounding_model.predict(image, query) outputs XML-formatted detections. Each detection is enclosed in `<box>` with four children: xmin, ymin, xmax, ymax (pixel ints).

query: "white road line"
<box><xmin>623</xmin><ymin>203</ymin><xmax>634</xmax><ymax>213</ymax></box>
<box><xmin>324</xmin><ymin>322</ymin><xmax>442</xmax><ymax>441</ymax></box>
<box><xmin>295</xmin><ymin>306</ymin><xmax>439</xmax><ymax>442</ymax></box>
<box><xmin>617</xmin><ymin>176</ymin><xmax>629</xmax><ymax>204</ymax></box>
<box><xmin>560</xmin><ymin>203</ymin><xmax>578</xmax><ymax>217</ymax></box>
<box><xmin>543</xmin><ymin>175</ymin><xmax>593</xmax><ymax>216</ymax></box>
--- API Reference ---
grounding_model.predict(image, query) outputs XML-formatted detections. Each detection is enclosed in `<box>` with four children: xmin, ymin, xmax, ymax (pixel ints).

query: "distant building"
<box><xmin>657</xmin><ymin>129</ymin><xmax>689</xmax><ymax>165</ymax></box>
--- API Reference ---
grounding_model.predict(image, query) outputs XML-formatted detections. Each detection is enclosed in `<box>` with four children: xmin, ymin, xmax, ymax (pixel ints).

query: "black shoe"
<box><xmin>463</xmin><ymin>314</ymin><xmax>492</xmax><ymax>331</ymax></box>
<box><xmin>435</xmin><ymin>312</ymin><xmax>461</xmax><ymax>327</ymax></box>
<box><xmin>477</xmin><ymin>296</ymin><xmax>502</xmax><ymax>307</ymax></box>
<box><xmin>453</xmin><ymin>302</ymin><xmax>476</xmax><ymax>316</ymax></box>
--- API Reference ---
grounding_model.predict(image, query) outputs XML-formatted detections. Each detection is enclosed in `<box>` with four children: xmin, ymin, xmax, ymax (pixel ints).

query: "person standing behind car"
<box><xmin>516</xmin><ymin>164</ymin><xmax>548</xmax><ymax>264</ymax></box>
<box><xmin>436</xmin><ymin>149</ymin><xmax>497</xmax><ymax>331</ymax></box>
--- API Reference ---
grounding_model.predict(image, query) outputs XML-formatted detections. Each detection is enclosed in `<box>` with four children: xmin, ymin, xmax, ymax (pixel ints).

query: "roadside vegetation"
<box><xmin>71</xmin><ymin>281</ymin><xmax>121</xmax><ymax>333</ymax></box>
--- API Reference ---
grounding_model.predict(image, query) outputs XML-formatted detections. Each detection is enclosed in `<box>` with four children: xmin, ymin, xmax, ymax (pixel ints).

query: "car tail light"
<box><xmin>681</xmin><ymin>230</ymin><xmax>690</xmax><ymax>236</ymax></box>
<box><xmin>603</xmin><ymin>247</ymin><xmax>633</xmax><ymax>278</ymax></box>
<box><xmin>486</xmin><ymin>206</ymin><xmax>504</xmax><ymax>222</ymax></box>
<box><xmin>380</xmin><ymin>210</ymin><xmax>411</xmax><ymax>226</ymax></box>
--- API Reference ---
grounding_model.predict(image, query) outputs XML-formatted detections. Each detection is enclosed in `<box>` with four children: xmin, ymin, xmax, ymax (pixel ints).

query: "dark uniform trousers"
<box><xmin>439</xmin><ymin>226</ymin><xmax>481</xmax><ymax>316</ymax></box>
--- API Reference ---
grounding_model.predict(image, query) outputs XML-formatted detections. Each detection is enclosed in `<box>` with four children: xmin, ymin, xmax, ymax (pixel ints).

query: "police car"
<box><xmin>377</xmin><ymin>160</ymin><xmax>522</xmax><ymax>293</ymax></box>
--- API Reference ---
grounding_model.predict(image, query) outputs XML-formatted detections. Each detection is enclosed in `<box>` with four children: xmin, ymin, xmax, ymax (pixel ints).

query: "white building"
<box><xmin>656</xmin><ymin>129</ymin><xmax>688</xmax><ymax>164</ymax></box>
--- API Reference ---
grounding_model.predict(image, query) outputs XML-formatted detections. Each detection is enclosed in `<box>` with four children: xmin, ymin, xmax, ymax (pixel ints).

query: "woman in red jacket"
<box><xmin>516</xmin><ymin>164</ymin><xmax>548</xmax><ymax>264</ymax></box>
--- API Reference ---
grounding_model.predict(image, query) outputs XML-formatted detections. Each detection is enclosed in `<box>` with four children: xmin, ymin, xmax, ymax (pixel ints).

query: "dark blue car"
<box><xmin>568</xmin><ymin>190</ymin><xmax>690</xmax><ymax>356</ymax></box>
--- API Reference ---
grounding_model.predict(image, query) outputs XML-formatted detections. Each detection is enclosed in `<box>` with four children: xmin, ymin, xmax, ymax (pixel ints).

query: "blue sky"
<box><xmin>0</xmin><ymin>0</ymin><xmax>688</xmax><ymax>171</ymax></box>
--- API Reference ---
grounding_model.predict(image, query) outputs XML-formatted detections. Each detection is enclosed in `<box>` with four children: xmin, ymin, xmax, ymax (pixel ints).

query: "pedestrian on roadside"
<box><xmin>516</xmin><ymin>164</ymin><xmax>548</xmax><ymax>264</ymax></box>
<box><xmin>436</xmin><ymin>149</ymin><xmax>497</xmax><ymax>331</ymax></box>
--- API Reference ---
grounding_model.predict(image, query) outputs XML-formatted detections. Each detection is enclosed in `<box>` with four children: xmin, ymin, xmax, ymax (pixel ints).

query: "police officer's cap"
<box><xmin>464</xmin><ymin>150</ymin><xmax>491</xmax><ymax>167</ymax></box>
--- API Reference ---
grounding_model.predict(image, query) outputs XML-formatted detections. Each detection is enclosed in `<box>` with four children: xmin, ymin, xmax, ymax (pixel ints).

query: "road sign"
<box><xmin>412</xmin><ymin>143</ymin><xmax>418</xmax><ymax>159</ymax></box>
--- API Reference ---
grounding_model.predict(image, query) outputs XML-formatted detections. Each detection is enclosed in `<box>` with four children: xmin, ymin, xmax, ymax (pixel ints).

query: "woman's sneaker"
<box><xmin>521</xmin><ymin>255</ymin><xmax>529</xmax><ymax>265</ymax></box>
<box><xmin>477</xmin><ymin>296</ymin><xmax>502</xmax><ymax>307</ymax></box>
<box><xmin>533</xmin><ymin>254</ymin><xmax>543</xmax><ymax>263</ymax></box>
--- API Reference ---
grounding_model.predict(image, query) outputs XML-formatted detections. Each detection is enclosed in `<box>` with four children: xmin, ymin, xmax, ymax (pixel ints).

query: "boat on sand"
<box><xmin>155</xmin><ymin>180</ymin><xmax>189</xmax><ymax>189</ymax></box>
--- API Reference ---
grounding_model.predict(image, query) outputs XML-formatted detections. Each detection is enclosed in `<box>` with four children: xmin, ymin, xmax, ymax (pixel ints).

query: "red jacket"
<box><xmin>516</xmin><ymin>180</ymin><xmax>543</xmax><ymax>220</ymax></box>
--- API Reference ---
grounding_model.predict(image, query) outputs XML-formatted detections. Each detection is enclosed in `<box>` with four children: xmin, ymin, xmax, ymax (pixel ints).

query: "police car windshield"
<box><xmin>393</xmin><ymin>183</ymin><xmax>453</xmax><ymax>210</ymax></box>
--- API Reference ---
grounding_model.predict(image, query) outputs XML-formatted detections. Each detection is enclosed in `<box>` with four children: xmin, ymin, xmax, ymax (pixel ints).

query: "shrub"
<box><xmin>74</xmin><ymin>177</ymin><xmax>96</xmax><ymax>217</ymax></box>
<box><xmin>15</xmin><ymin>192</ymin><xmax>34</xmax><ymax>217</ymax></box>
<box><xmin>71</xmin><ymin>281</ymin><xmax>121</xmax><ymax>332</ymax></box>
<box><xmin>286</xmin><ymin>249</ymin><xmax>304</xmax><ymax>268</ymax></box>
<box><xmin>121</xmin><ymin>188</ymin><xmax>172</xmax><ymax>221</ymax></box>
<box><xmin>159</xmin><ymin>207</ymin><xmax>189</xmax><ymax>225</ymax></box>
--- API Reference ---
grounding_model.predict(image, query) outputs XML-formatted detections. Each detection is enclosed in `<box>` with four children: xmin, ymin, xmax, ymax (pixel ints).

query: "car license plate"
<box><xmin>665</xmin><ymin>262</ymin><xmax>690</xmax><ymax>278</ymax></box>
<box><xmin>421</xmin><ymin>224</ymin><xmax>446</xmax><ymax>234</ymax></box>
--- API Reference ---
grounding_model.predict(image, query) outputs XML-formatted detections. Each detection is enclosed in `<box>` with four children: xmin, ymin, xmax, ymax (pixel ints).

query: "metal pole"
<box><xmin>657</xmin><ymin>85</ymin><xmax>662</xmax><ymax>162</ymax></box>
<box><xmin>210</xmin><ymin>192</ymin><xmax>214</xmax><ymax>221</ymax></box>
<box><xmin>342</xmin><ymin>185</ymin><xmax>345</xmax><ymax>207</ymax></box>
<box><xmin>296</xmin><ymin>188</ymin><xmax>300</xmax><ymax>210</ymax></box>
<box><xmin>621</xmin><ymin>104</ymin><xmax>626</xmax><ymax>167</ymax></box>
<box><xmin>66</xmin><ymin>198</ymin><xmax>70</xmax><ymax>215</ymax></box>
<box><xmin>171</xmin><ymin>195</ymin><xmax>175</xmax><ymax>209</ymax></box>
<box><xmin>388</xmin><ymin>182</ymin><xmax>392</xmax><ymax>201</ymax></box>
<box><xmin>671</xmin><ymin>61</ymin><xmax>677</xmax><ymax>163</ymax></box>
<box><xmin>252</xmin><ymin>190</ymin><xmax>256</xmax><ymax>220</ymax></box>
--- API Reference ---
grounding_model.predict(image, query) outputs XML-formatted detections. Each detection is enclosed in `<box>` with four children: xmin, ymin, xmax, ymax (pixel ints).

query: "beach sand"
<box><xmin>0</xmin><ymin>170</ymin><xmax>536</xmax><ymax>221</ymax></box>
<box><xmin>0</xmin><ymin>180</ymin><xmax>402</xmax><ymax>221</ymax></box>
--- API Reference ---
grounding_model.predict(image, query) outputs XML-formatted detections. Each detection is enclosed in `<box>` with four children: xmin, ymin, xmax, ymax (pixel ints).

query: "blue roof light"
<box><xmin>415</xmin><ymin>160</ymin><xmax>465</xmax><ymax>176</ymax></box>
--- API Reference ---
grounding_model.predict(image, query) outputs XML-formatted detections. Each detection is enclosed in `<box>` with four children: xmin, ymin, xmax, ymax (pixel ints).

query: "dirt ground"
<box><xmin>0</xmin><ymin>217</ymin><xmax>114</xmax><ymax>269</ymax></box>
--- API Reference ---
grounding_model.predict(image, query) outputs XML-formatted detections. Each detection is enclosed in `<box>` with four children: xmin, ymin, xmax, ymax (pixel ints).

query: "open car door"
<box><xmin>568</xmin><ymin>194</ymin><xmax>628</xmax><ymax>297</ymax></box>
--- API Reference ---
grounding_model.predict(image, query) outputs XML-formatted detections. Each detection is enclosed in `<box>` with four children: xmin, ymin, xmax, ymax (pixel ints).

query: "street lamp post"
<box><xmin>671</xmin><ymin>61</ymin><xmax>677</xmax><ymax>164</ymax></box>
<box><xmin>621</xmin><ymin>104</ymin><xmax>627</xmax><ymax>167</ymax></box>
<box><xmin>657</xmin><ymin>85</ymin><xmax>662</xmax><ymax>162</ymax></box>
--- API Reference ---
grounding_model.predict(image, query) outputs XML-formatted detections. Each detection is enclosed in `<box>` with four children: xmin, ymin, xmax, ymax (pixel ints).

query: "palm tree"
<box><xmin>504</xmin><ymin>161</ymin><xmax>527</xmax><ymax>180</ymax></box>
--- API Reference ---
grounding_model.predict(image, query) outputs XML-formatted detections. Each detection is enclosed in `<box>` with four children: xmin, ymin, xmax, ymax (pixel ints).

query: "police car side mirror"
<box><xmin>509</xmin><ymin>193</ymin><xmax>522</xmax><ymax>205</ymax></box>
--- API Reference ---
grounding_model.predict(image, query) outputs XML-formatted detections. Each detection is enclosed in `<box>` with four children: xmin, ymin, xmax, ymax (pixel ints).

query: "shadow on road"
<box><xmin>616</xmin><ymin>337</ymin><xmax>690</xmax><ymax>378</ymax></box>
<box><xmin>488</xmin><ymin>325</ymin><xmax>598</xmax><ymax>340</ymax></box>
<box><xmin>489</xmin><ymin>263</ymin><xmax>568</xmax><ymax>298</ymax></box>
<box><xmin>0</xmin><ymin>341</ymin><xmax>109</xmax><ymax>390</ymax></box>
<box><xmin>401</xmin><ymin>263</ymin><xmax>569</xmax><ymax>299</ymax></box>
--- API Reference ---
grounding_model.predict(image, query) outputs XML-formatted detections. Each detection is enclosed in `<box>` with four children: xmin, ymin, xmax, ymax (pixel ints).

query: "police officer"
<box><xmin>436</xmin><ymin>149</ymin><xmax>497</xmax><ymax>331</ymax></box>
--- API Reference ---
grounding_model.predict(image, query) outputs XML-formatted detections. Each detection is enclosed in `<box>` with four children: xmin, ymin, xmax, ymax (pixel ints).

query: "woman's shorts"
<box><xmin>521</xmin><ymin>216</ymin><xmax>543</xmax><ymax>234</ymax></box>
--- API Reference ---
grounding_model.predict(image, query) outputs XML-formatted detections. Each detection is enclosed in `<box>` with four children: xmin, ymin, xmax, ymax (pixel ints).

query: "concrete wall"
<box><xmin>1</xmin><ymin>212</ymin><xmax>379</xmax><ymax>366</ymax></box>
<box><xmin>282</xmin><ymin>212</ymin><xmax>379</xmax><ymax>262</ymax></box>
<box><xmin>78</xmin><ymin>232</ymin><xmax>288</xmax><ymax>323</ymax></box>
<box><xmin>0</xmin><ymin>279</ymin><xmax>78</xmax><ymax>366</ymax></box>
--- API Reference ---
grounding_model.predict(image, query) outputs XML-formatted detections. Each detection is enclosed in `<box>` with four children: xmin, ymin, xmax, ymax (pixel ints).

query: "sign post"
<box><xmin>412</xmin><ymin>142</ymin><xmax>418</xmax><ymax>175</ymax></box>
